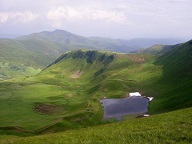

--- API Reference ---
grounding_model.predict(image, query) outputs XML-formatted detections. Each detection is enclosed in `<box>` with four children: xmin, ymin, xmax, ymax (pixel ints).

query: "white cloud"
<box><xmin>47</xmin><ymin>7</ymin><xmax>82</xmax><ymax>21</ymax></box>
<box><xmin>13</xmin><ymin>12</ymin><xmax>38</xmax><ymax>22</ymax></box>
<box><xmin>46</xmin><ymin>6</ymin><xmax>127</xmax><ymax>28</ymax></box>
<box><xmin>91</xmin><ymin>10</ymin><xmax>127</xmax><ymax>23</ymax></box>
<box><xmin>0</xmin><ymin>11</ymin><xmax>38</xmax><ymax>23</ymax></box>
<box><xmin>0</xmin><ymin>13</ymin><xmax>9</xmax><ymax>23</ymax></box>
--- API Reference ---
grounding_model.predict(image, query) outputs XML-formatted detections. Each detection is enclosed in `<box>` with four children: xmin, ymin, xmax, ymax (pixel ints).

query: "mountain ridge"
<box><xmin>1</xmin><ymin>29</ymin><xmax>185</xmax><ymax>79</ymax></box>
<box><xmin>17</xmin><ymin>29</ymin><xmax>185</xmax><ymax>53</ymax></box>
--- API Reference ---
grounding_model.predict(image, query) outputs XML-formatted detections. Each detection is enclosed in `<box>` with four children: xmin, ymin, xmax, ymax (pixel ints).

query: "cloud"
<box><xmin>46</xmin><ymin>6</ymin><xmax>127</xmax><ymax>28</ymax></box>
<box><xmin>47</xmin><ymin>7</ymin><xmax>82</xmax><ymax>21</ymax></box>
<box><xmin>0</xmin><ymin>0</ymin><xmax>192</xmax><ymax>39</ymax></box>
<box><xmin>0</xmin><ymin>11</ymin><xmax>38</xmax><ymax>23</ymax></box>
<box><xmin>91</xmin><ymin>10</ymin><xmax>127</xmax><ymax>23</ymax></box>
<box><xmin>0</xmin><ymin>13</ymin><xmax>8</xmax><ymax>23</ymax></box>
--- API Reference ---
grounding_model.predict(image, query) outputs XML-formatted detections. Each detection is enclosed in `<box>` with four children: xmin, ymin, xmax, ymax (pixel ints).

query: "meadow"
<box><xmin>0</xmin><ymin>107</ymin><xmax>191</xmax><ymax>144</ymax></box>
<box><xmin>0</xmin><ymin>48</ymin><xmax>191</xmax><ymax>135</ymax></box>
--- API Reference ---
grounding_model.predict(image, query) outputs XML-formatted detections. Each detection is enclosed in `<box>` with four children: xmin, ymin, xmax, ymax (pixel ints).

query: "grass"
<box><xmin>0</xmin><ymin>107</ymin><xmax>191</xmax><ymax>144</ymax></box>
<box><xmin>0</xmin><ymin>45</ymin><xmax>192</xmax><ymax>135</ymax></box>
<box><xmin>134</xmin><ymin>44</ymin><xmax>176</xmax><ymax>55</ymax></box>
<box><xmin>0</xmin><ymin>38</ymin><xmax>60</xmax><ymax>79</ymax></box>
<box><xmin>0</xmin><ymin>62</ymin><xmax>41</xmax><ymax>79</ymax></box>
<box><xmin>0</xmin><ymin>51</ymin><xmax>156</xmax><ymax>134</ymax></box>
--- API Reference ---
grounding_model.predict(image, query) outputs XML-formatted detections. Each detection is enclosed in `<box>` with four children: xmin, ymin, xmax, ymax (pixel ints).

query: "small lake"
<box><xmin>101</xmin><ymin>97</ymin><xmax>149</xmax><ymax>121</ymax></box>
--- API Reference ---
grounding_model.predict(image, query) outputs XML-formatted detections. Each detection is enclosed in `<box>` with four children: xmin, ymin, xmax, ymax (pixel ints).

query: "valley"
<box><xmin>1</xmin><ymin>0</ymin><xmax>192</xmax><ymax>142</ymax></box>
<box><xmin>0</xmin><ymin>30</ymin><xmax>191</xmax><ymax>143</ymax></box>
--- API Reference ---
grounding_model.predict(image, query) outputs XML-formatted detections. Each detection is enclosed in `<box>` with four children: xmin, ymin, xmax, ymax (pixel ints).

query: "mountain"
<box><xmin>0</xmin><ymin>33</ymin><xmax>22</xmax><ymax>38</ymax></box>
<box><xmin>0</xmin><ymin>29</ymin><xmax>184</xmax><ymax>80</ymax></box>
<box><xmin>0</xmin><ymin>38</ymin><xmax>192</xmax><ymax>135</ymax></box>
<box><xmin>17</xmin><ymin>29</ymin><xmax>184</xmax><ymax>53</ymax></box>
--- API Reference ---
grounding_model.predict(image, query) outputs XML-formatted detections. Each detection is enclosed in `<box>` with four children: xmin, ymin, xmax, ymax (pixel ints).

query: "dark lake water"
<box><xmin>101</xmin><ymin>97</ymin><xmax>149</xmax><ymax>121</ymax></box>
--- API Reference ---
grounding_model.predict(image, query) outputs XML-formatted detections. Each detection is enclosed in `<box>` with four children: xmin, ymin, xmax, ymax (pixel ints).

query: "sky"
<box><xmin>0</xmin><ymin>0</ymin><xmax>192</xmax><ymax>39</ymax></box>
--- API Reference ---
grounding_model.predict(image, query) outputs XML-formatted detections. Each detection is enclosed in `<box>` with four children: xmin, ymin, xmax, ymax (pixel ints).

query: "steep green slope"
<box><xmin>0</xmin><ymin>107</ymin><xmax>191</xmax><ymax>144</ymax></box>
<box><xmin>156</xmin><ymin>40</ymin><xmax>192</xmax><ymax>81</ymax></box>
<box><xmin>149</xmin><ymin>40</ymin><xmax>192</xmax><ymax>112</ymax></box>
<box><xmin>129</xmin><ymin>40</ymin><xmax>192</xmax><ymax>114</ymax></box>
<box><xmin>130</xmin><ymin>42</ymin><xmax>192</xmax><ymax>114</ymax></box>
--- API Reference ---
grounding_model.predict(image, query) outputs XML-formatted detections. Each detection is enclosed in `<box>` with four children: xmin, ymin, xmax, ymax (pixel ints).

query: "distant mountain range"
<box><xmin>0</xmin><ymin>29</ymin><xmax>187</xmax><ymax>79</ymax></box>
<box><xmin>17</xmin><ymin>29</ymin><xmax>185</xmax><ymax>53</ymax></box>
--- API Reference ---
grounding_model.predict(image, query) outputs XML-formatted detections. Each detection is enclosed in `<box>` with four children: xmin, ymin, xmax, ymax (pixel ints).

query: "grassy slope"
<box><xmin>0</xmin><ymin>51</ymin><xmax>157</xmax><ymax>133</ymax></box>
<box><xmin>0</xmin><ymin>107</ymin><xmax>191</xmax><ymax>144</ymax></box>
<box><xmin>132</xmin><ymin>44</ymin><xmax>177</xmax><ymax>55</ymax></box>
<box><xmin>0</xmin><ymin>39</ymin><xmax>192</xmax><ymax>135</ymax></box>
<box><xmin>151</xmin><ymin>40</ymin><xmax>192</xmax><ymax>112</ymax></box>
<box><xmin>0</xmin><ymin>38</ymin><xmax>59</xmax><ymax>79</ymax></box>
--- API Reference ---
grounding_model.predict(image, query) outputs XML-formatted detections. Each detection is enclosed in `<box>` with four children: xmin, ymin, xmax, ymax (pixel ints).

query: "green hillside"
<box><xmin>0</xmin><ymin>107</ymin><xmax>191</xmax><ymax>144</ymax></box>
<box><xmin>155</xmin><ymin>40</ymin><xmax>192</xmax><ymax>81</ymax></box>
<box><xmin>0</xmin><ymin>39</ymin><xmax>52</xmax><ymax>79</ymax></box>
<box><xmin>132</xmin><ymin>44</ymin><xmax>178</xmax><ymax>55</ymax></box>
<box><xmin>0</xmin><ymin>38</ymin><xmax>192</xmax><ymax>136</ymax></box>
<box><xmin>0</xmin><ymin>50</ymin><xmax>156</xmax><ymax>134</ymax></box>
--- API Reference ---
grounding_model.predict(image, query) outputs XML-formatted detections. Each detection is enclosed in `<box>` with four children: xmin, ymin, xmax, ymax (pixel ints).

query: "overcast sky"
<box><xmin>0</xmin><ymin>0</ymin><xmax>192</xmax><ymax>39</ymax></box>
